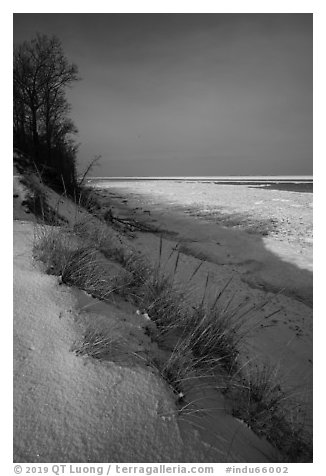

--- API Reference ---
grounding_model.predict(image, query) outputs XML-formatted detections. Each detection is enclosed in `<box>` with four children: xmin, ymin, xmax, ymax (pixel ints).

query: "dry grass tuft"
<box><xmin>183</xmin><ymin>301</ymin><xmax>252</xmax><ymax>374</ymax></box>
<box><xmin>226</xmin><ymin>360</ymin><xmax>312</xmax><ymax>462</ymax></box>
<box><xmin>34</xmin><ymin>225</ymin><xmax>117</xmax><ymax>301</ymax></box>
<box><xmin>137</xmin><ymin>270</ymin><xmax>189</xmax><ymax>330</ymax></box>
<box><xmin>72</xmin><ymin>326</ymin><xmax>124</xmax><ymax>360</ymax></box>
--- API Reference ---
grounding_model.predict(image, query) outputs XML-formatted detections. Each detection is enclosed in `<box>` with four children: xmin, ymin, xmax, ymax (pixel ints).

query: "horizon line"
<box><xmin>85</xmin><ymin>175</ymin><xmax>313</xmax><ymax>181</ymax></box>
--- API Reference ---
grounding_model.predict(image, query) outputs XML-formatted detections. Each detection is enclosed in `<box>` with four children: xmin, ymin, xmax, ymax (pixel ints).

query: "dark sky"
<box><xmin>13</xmin><ymin>13</ymin><xmax>313</xmax><ymax>177</ymax></box>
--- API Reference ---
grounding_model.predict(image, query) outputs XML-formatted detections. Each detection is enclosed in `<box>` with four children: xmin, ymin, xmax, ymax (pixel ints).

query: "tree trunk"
<box><xmin>31</xmin><ymin>107</ymin><xmax>39</xmax><ymax>162</ymax></box>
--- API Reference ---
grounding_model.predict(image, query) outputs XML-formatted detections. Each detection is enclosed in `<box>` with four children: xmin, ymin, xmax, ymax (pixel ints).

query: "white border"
<box><xmin>4</xmin><ymin>3</ymin><xmax>324</xmax><ymax>474</ymax></box>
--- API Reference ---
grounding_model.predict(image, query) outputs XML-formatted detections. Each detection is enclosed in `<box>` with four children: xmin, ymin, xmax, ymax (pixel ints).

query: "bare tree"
<box><xmin>13</xmin><ymin>33</ymin><xmax>80</xmax><ymax>173</ymax></box>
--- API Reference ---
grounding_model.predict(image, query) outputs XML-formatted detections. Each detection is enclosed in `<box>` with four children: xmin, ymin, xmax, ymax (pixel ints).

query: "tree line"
<box><xmin>14</xmin><ymin>33</ymin><xmax>80</xmax><ymax>194</ymax></box>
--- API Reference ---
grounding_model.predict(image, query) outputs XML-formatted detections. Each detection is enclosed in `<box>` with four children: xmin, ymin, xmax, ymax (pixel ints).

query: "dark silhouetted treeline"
<box><xmin>14</xmin><ymin>33</ymin><xmax>80</xmax><ymax>194</ymax></box>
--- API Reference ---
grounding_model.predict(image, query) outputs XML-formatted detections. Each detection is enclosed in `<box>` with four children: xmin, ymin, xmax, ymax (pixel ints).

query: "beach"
<box><xmin>13</xmin><ymin>172</ymin><xmax>313</xmax><ymax>462</ymax></box>
<box><xmin>90</xmin><ymin>179</ymin><xmax>313</xmax><ymax>423</ymax></box>
<box><xmin>91</xmin><ymin>180</ymin><xmax>312</xmax><ymax>296</ymax></box>
<box><xmin>13</xmin><ymin>13</ymin><xmax>313</xmax><ymax>464</ymax></box>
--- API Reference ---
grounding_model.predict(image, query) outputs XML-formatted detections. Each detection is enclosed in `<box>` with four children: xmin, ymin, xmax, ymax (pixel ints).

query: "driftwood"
<box><xmin>114</xmin><ymin>217</ymin><xmax>159</xmax><ymax>233</ymax></box>
<box><xmin>103</xmin><ymin>209</ymin><xmax>159</xmax><ymax>233</ymax></box>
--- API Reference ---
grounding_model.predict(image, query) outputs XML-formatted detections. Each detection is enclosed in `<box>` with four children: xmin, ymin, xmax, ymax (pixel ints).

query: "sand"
<box><xmin>90</xmin><ymin>181</ymin><xmax>313</xmax><ymax>430</ymax></box>
<box><xmin>13</xmin><ymin>177</ymin><xmax>280</xmax><ymax>462</ymax></box>
<box><xmin>94</xmin><ymin>180</ymin><xmax>312</xmax><ymax>274</ymax></box>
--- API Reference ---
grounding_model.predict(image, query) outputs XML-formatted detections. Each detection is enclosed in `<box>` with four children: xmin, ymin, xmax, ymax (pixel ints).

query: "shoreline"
<box><xmin>87</xmin><ymin>178</ymin><xmax>313</xmax><ymax>194</ymax></box>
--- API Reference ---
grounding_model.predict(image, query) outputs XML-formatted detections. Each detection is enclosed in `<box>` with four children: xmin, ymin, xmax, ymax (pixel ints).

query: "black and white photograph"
<box><xmin>12</xmin><ymin>9</ymin><xmax>314</xmax><ymax>467</ymax></box>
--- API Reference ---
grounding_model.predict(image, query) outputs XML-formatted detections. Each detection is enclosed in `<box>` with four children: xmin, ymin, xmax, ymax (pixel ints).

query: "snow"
<box><xmin>14</xmin><ymin>221</ymin><xmax>277</xmax><ymax>462</ymax></box>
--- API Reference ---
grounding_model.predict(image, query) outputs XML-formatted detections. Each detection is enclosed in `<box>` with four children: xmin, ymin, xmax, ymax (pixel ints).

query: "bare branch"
<box><xmin>78</xmin><ymin>155</ymin><xmax>102</xmax><ymax>188</ymax></box>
